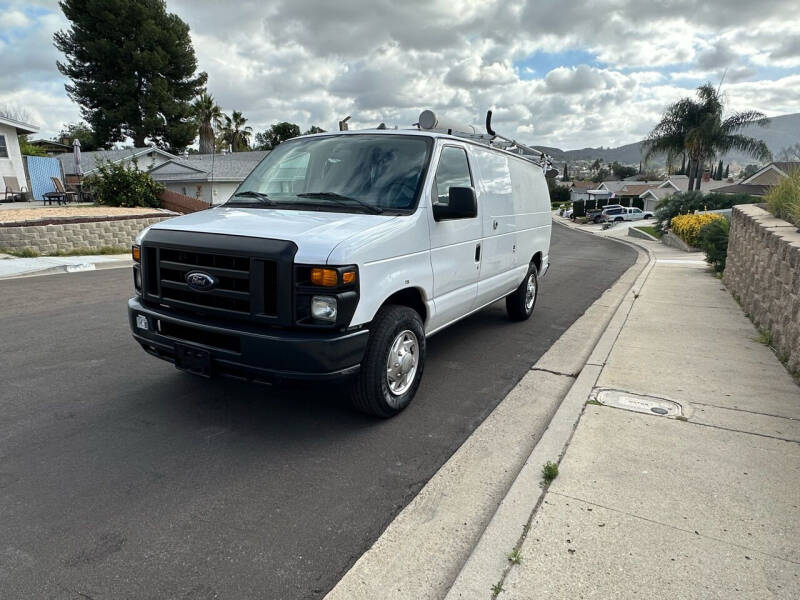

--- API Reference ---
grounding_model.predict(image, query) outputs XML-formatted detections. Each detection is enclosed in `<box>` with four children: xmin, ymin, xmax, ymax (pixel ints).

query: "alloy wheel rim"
<box><xmin>525</xmin><ymin>274</ymin><xmax>536</xmax><ymax>311</ymax></box>
<box><xmin>386</xmin><ymin>329</ymin><xmax>419</xmax><ymax>398</ymax></box>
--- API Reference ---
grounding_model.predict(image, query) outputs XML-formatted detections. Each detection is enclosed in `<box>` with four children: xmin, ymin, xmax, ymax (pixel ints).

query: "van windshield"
<box><xmin>229</xmin><ymin>134</ymin><xmax>432</xmax><ymax>213</ymax></box>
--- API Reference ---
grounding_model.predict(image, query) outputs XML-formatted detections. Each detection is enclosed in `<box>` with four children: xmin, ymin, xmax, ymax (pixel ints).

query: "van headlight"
<box><xmin>311</xmin><ymin>296</ymin><xmax>338</xmax><ymax>322</ymax></box>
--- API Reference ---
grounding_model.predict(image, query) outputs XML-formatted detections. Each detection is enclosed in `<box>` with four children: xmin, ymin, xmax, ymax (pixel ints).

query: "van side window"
<box><xmin>432</xmin><ymin>146</ymin><xmax>472</xmax><ymax>206</ymax></box>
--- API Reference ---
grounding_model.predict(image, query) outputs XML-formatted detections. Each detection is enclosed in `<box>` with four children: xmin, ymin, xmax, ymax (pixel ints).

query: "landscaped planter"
<box><xmin>661</xmin><ymin>230</ymin><xmax>700</xmax><ymax>252</ymax></box>
<box><xmin>723</xmin><ymin>204</ymin><xmax>800</xmax><ymax>375</ymax></box>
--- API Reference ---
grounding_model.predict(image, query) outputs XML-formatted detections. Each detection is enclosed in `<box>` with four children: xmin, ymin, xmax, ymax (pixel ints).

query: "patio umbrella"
<box><xmin>73</xmin><ymin>138</ymin><xmax>82</xmax><ymax>177</ymax></box>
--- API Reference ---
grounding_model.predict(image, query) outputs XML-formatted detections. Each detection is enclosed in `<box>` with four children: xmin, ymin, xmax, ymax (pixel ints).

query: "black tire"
<box><xmin>506</xmin><ymin>263</ymin><xmax>539</xmax><ymax>321</ymax></box>
<box><xmin>350</xmin><ymin>305</ymin><xmax>426</xmax><ymax>418</ymax></box>
<box><xmin>614</xmin><ymin>217</ymin><xmax>624</xmax><ymax>222</ymax></box>
<box><xmin>593</xmin><ymin>216</ymin><xmax>602</xmax><ymax>223</ymax></box>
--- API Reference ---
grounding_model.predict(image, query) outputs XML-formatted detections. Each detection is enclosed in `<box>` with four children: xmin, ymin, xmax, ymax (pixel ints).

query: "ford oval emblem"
<box><xmin>185</xmin><ymin>271</ymin><xmax>217</xmax><ymax>291</ymax></box>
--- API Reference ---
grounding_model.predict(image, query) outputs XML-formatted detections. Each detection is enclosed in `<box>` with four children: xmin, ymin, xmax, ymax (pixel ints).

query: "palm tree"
<box><xmin>192</xmin><ymin>91</ymin><xmax>223</xmax><ymax>154</ymax></box>
<box><xmin>218</xmin><ymin>110</ymin><xmax>253</xmax><ymax>152</ymax></box>
<box><xmin>645</xmin><ymin>84</ymin><xmax>771</xmax><ymax>191</ymax></box>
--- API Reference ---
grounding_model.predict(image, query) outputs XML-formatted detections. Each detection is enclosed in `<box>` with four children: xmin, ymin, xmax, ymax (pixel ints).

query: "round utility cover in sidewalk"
<box><xmin>594</xmin><ymin>389</ymin><xmax>683</xmax><ymax>417</ymax></box>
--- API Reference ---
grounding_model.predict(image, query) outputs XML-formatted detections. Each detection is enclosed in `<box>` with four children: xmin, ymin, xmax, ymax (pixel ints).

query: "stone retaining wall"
<box><xmin>0</xmin><ymin>215</ymin><xmax>173</xmax><ymax>254</ymax></box>
<box><xmin>723</xmin><ymin>204</ymin><xmax>800</xmax><ymax>375</ymax></box>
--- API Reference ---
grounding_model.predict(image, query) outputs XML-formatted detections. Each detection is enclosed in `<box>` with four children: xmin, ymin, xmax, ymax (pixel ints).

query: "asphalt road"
<box><xmin>0</xmin><ymin>224</ymin><xmax>635</xmax><ymax>599</ymax></box>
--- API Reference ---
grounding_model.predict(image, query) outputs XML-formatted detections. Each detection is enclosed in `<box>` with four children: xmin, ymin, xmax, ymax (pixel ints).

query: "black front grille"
<box><xmin>140</xmin><ymin>229</ymin><xmax>296</xmax><ymax>326</ymax></box>
<box><xmin>158</xmin><ymin>248</ymin><xmax>254</xmax><ymax>315</ymax></box>
<box><xmin>157</xmin><ymin>319</ymin><xmax>241</xmax><ymax>352</ymax></box>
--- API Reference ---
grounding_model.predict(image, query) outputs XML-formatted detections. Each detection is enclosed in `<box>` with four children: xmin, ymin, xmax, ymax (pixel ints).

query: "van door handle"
<box><xmin>475</xmin><ymin>244</ymin><xmax>481</xmax><ymax>262</ymax></box>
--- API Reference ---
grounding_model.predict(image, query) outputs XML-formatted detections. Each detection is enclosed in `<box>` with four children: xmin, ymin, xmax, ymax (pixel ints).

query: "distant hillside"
<box><xmin>537</xmin><ymin>112</ymin><xmax>800</xmax><ymax>166</ymax></box>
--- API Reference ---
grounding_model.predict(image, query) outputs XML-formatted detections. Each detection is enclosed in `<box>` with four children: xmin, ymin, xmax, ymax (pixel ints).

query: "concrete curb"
<box><xmin>324</xmin><ymin>222</ymin><xmax>652</xmax><ymax>600</ymax></box>
<box><xmin>0</xmin><ymin>257</ymin><xmax>132</xmax><ymax>280</ymax></box>
<box><xmin>444</xmin><ymin>223</ymin><xmax>657</xmax><ymax>599</ymax></box>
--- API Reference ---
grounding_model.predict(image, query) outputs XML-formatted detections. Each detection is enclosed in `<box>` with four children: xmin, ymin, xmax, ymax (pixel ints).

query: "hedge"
<box><xmin>670</xmin><ymin>213</ymin><xmax>726</xmax><ymax>247</ymax></box>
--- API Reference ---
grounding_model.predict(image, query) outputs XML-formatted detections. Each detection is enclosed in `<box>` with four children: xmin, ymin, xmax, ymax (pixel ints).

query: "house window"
<box><xmin>0</xmin><ymin>135</ymin><xmax>8</xmax><ymax>158</ymax></box>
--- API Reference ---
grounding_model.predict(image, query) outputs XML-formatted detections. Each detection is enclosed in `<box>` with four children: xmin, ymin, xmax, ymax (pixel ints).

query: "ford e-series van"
<box><xmin>128</xmin><ymin>114</ymin><xmax>552</xmax><ymax>417</ymax></box>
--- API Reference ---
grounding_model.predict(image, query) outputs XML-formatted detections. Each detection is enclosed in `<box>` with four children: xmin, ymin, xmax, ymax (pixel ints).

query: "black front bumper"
<box><xmin>128</xmin><ymin>297</ymin><xmax>368</xmax><ymax>382</ymax></box>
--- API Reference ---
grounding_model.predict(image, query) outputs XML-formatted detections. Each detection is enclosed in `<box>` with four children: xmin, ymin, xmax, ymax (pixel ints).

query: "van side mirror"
<box><xmin>433</xmin><ymin>187</ymin><xmax>477</xmax><ymax>221</ymax></box>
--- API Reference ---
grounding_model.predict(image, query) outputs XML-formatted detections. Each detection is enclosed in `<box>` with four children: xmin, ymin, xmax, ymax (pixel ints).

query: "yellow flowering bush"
<box><xmin>670</xmin><ymin>213</ymin><xmax>726</xmax><ymax>247</ymax></box>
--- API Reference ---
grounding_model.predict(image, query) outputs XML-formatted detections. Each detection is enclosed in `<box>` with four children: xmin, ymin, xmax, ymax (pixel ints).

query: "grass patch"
<box><xmin>586</xmin><ymin>399</ymin><xmax>602</xmax><ymax>406</ymax></box>
<box><xmin>1</xmin><ymin>247</ymin><xmax>41</xmax><ymax>257</ymax></box>
<box><xmin>507</xmin><ymin>548</ymin><xmax>522</xmax><ymax>565</ymax></box>
<box><xmin>634</xmin><ymin>225</ymin><xmax>662</xmax><ymax>239</ymax></box>
<box><xmin>1</xmin><ymin>245</ymin><xmax>129</xmax><ymax>258</ymax></box>
<box><xmin>542</xmin><ymin>461</ymin><xmax>559</xmax><ymax>483</ymax></box>
<box><xmin>755</xmin><ymin>330</ymin><xmax>772</xmax><ymax>346</ymax></box>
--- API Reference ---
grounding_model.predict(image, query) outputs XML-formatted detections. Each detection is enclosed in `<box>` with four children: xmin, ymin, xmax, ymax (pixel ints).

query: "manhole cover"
<box><xmin>594</xmin><ymin>390</ymin><xmax>682</xmax><ymax>417</ymax></box>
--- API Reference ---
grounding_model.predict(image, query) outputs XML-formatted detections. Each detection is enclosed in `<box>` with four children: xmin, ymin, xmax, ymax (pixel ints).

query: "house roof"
<box><xmin>711</xmin><ymin>183</ymin><xmax>771</xmax><ymax>196</ymax></box>
<box><xmin>640</xmin><ymin>187</ymin><xmax>675</xmax><ymax>200</ymax></box>
<box><xmin>148</xmin><ymin>151</ymin><xmax>270</xmax><ymax>182</ymax></box>
<box><xmin>56</xmin><ymin>146</ymin><xmax>178</xmax><ymax>175</ymax></box>
<box><xmin>665</xmin><ymin>174</ymin><xmax>736</xmax><ymax>193</ymax></box>
<box><xmin>618</xmin><ymin>183</ymin><xmax>660</xmax><ymax>196</ymax></box>
<box><xmin>598</xmin><ymin>181</ymin><xmax>627</xmax><ymax>193</ymax></box>
<box><xmin>570</xmin><ymin>180</ymin><xmax>595</xmax><ymax>189</ymax></box>
<box><xmin>0</xmin><ymin>115</ymin><xmax>38</xmax><ymax>135</ymax></box>
<box><xmin>741</xmin><ymin>161</ymin><xmax>800</xmax><ymax>184</ymax></box>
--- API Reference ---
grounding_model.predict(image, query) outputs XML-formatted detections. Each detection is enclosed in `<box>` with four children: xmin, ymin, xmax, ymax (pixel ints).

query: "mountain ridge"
<box><xmin>535</xmin><ymin>112</ymin><xmax>800</xmax><ymax>167</ymax></box>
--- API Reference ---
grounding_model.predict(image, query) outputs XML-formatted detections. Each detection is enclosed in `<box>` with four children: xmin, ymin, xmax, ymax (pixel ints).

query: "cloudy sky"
<box><xmin>1</xmin><ymin>0</ymin><xmax>799</xmax><ymax>150</ymax></box>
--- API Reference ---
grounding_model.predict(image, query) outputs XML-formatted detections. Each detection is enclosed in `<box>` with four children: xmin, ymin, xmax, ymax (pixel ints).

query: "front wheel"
<box><xmin>350</xmin><ymin>305</ymin><xmax>426</xmax><ymax>417</ymax></box>
<box><xmin>506</xmin><ymin>264</ymin><xmax>539</xmax><ymax>321</ymax></box>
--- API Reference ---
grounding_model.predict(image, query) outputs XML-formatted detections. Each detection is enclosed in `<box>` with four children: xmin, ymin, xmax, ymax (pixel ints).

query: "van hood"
<box><xmin>148</xmin><ymin>206</ymin><xmax>398</xmax><ymax>263</ymax></box>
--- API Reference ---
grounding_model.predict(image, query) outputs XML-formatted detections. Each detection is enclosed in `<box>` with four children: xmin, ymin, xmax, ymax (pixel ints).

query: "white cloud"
<box><xmin>3</xmin><ymin>0</ymin><xmax>798</xmax><ymax>150</ymax></box>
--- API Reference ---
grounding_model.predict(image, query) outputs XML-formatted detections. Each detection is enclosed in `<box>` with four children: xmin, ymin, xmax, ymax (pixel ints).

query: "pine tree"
<box><xmin>55</xmin><ymin>0</ymin><xmax>207</xmax><ymax>151</ymax></box>
<box><xmin>724</xmin><ymin>164</ymin><xmax>730</xmax><ymax>179</ymax></box>
<box><xmin>563</xmin><ymin>163</ymin><xmax>568</xmax><ymax>180</ymax></box>
<box><xmin>716</xmin><ymin>159</ymin><xmax>723</xmax><ymax>180</ymax></box>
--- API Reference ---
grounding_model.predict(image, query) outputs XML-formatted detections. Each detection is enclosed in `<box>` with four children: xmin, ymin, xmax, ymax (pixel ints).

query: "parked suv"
<box><xmin>128</xmin><ymin>127</ymin><xmax>552</xmax><ymax>416</ymax></box>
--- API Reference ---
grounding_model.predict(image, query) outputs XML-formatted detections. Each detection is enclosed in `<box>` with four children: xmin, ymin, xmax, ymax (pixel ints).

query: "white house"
<box><xmin>148</xmin><ymin>151</ymin><xmax>269</xmax><ymax>205</ymax></box>
<box><xmin>0</xmin><ymin>114</ymin><xmax>38</xmax><ymax>199</ymax></box>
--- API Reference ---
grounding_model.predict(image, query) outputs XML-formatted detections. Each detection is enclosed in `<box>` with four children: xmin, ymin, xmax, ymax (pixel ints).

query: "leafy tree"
<box><xmin>86</xmin><ymin>159</ymin><xmax>164</xmax><ymax>207</ymax></box>
<box><xmin>18</xmin><ymin>135</ymin><xmax>48</xmax><ymax>157</ymax></box>
<box><xmin>611</xmin><ymin>161</ymin><xmax>637</xmax><ymax>179</ymax></box>
<box><xmin>644</xmin><ymin>84</ymin><xmax>770</xmax><ymax>191</ymax></box>
<box><xmin>591</xmin><ymin>168</ymin><xmax>609</xmax><ymax>183</ymax></box>
<box><xmin>57</xmin><ymin>121</ymin><xmax>101</xmax><ymax>151</ymax></box>
<box><xmin>218</xmin><ymin>111</ymin><xmax>253</xmax><ymax>152</ymax></box>
<box><xmin>547</xmin><ymin>178</ymin><xmax>570</xmax><ymax>202</ymax></box>
<box><xmin>54</xmin><ymin>0</ymin><xmax>207</xmax><ymax>151</ymax></box>
<box><xmin>192</xmin><ymin>91</ymin><xmax>223</xmax><ymax>154</ymax></box>
<box><xmin>303</xmin><ymin>125</ymin><xmax>326</xmax><ymax>135</ymax></box>
<box><xmin>742</xmin><ymin>164</ymin><xmax>759</xmax><ymax>178</ymax></box>
<box><xmin>591</xmin><ymin>158</ymin><xmax>602</xmax><ymax>171</ymax></box>
<box><xmin>254</xmin><ymin>122</ymin><xmax>302</xmax><ymax>150</ymax></box>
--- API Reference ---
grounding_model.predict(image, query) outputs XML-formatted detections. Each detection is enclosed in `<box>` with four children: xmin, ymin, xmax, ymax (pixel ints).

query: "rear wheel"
<box><xmin>350</xmin><ymin>305</ymin><xmax>426</xmax><ymax>417</ymax></box>
<box><xmin>614</xmin><ymin>217</ymin><xmax>624</xmax><ymax>222</ymax></box>
<box><xmin>506</xmin><ymin>263</ymin><xmax>538</xmax><ymax>321</ymax></box>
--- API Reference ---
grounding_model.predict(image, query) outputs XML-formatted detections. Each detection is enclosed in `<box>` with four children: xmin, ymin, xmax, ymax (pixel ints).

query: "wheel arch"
<box><xmin>378</xmin><ymin>287</ymin><xmax>428</xmax><ymax>325</ymax></box>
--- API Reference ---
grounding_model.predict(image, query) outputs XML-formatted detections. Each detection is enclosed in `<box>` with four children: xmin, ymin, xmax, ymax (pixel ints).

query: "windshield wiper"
<box><xmin>296</xmin><ymin>192</ymin><xmax>383</xmax><ymax>214</ymax></box>
<box><xmin>230</xmin><ymin>190</ymin><xmax>275</xmax><ymax>206</ymax></box>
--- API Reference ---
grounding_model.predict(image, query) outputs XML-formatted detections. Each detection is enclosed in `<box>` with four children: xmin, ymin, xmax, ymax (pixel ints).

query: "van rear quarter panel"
<box><xmin>508</xmin><ymin>155</ymin><xmax>551</xmax><ymax>270</ymax></box>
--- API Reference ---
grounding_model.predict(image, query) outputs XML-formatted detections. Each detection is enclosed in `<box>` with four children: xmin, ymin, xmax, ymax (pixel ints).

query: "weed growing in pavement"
<box><xmin>491</xmin><ymin>582</ymin><xmax>504</xmax><ymax>597</ymax></box>
<box><xmin>755</xmin><ymin>330</ymin><xmax>773</xmax><ymax>346</ymax></box>
<box><xmin>507</xmin><ymin>548</ymin><xmax>522</xmax><ymax>564</ymax></box>
<box><xmin>586</xmin><ymin>399</ymin><xmax>602</xmax><ymax>406</ymax></box>
<box><xmin>542</xmin><ymin>461</ymin><xmax>559</xmax><ymax>483</ymax></box>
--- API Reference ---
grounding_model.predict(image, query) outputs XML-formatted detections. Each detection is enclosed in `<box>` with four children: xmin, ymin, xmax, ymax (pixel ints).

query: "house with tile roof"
<box><xmin>148</xmin><ymin>151</ymin><xmax>269</xmax><ymax>205</ymax></box>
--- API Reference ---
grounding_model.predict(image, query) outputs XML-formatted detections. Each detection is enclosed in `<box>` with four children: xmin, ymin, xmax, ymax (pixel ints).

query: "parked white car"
<box><xmin>129</xmin><ymin>116</ymin><xmax>553</xmax><ymax>417</ymax></box>
<box><xmin>601</xmin><ymin>206</ymin><xmax>653</xmax><ymax>222</ymax></box>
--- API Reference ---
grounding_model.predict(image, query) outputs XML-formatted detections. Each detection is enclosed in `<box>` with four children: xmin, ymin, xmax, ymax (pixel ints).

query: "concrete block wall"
<box><xmin>0</xmin><ymin>215</ymin><xmax>171</xmax><ymax>254</ymax></box>
<box><xmin>723</xmin><ymin>204</ymin><xmax>800</xmax><ymax>375</ymax></box>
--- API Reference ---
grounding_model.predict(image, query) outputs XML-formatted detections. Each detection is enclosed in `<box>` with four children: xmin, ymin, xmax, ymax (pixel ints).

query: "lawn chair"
<box><xmin>51</xmin><ymin>177</ymin><xmax>79</xmax><ymax>203</ymax></box>
<box><xmin>2</xmin><ymin>176</ymin><xmax>27</xmax><ymax>202</ymax></box>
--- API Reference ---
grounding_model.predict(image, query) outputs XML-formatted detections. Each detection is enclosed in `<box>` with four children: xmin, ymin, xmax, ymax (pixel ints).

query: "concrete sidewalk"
<box><xmin>0</xmin><ymin>253</ymin><xmax>131</xmax><ymax>278</ymax></box>
<box><xmin>495</xmin><ymin>236</ymin><xmax>800</xmax><ymax>598</ymax></box>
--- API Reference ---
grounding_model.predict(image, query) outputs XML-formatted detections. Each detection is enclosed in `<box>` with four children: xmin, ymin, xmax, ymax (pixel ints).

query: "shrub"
<box><xmin>654</xmin><ymin>191</ymin><xmax>755</xmax><ymax>233</ymax></box>
<box><xmin>765</xmin><ymin>169</ymin><xmax>800</xmax><ymax>227</ymax></box>
<box><xmin>697</xmin><ymin>217</ymin><xmax>730</xmax><ymax>272</ymax></box>
<box><xmin>670</xmin><ymin>213</ymin><xmax>726</xmax><ymax>247</ymax></box>
<box><xmin>86</xmin><ymin>158</ymin><xmax>163</xmax><ymax>208</ymax></box>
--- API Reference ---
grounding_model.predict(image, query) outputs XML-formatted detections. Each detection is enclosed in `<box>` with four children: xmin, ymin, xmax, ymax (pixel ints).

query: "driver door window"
<box><xmin>432</xmin><ymin>146</ymin><xmax>472</xmax><ymax>206</ymax></box>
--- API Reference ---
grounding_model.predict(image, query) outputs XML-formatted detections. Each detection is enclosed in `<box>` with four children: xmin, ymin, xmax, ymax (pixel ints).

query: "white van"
<box><xmin>128</xmin><ymin>112</ymin><xmax>553</xmax><ymax>416</ymax></box>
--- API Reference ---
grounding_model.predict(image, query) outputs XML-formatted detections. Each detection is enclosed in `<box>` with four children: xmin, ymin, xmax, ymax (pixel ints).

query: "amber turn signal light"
<box><xmin>310</xmin><ymin>267</ymin><xmax>338</xmax><ymax>287</ymax></box>
<box><xmin>132</xmin><ymin>245</ymin><xmax>141</xmax><ymax>262</ymax></box>
<box><xmin>342</xmin><ymin>270</ymin><xmax>356</xmax><ymax>284</ymax></box>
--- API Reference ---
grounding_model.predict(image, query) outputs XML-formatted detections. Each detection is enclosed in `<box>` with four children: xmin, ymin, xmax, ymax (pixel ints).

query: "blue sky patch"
<box><xmin>515</xmin><ymin>49</ymin><xmax>604</xmax><ymax>79</ymax></box>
